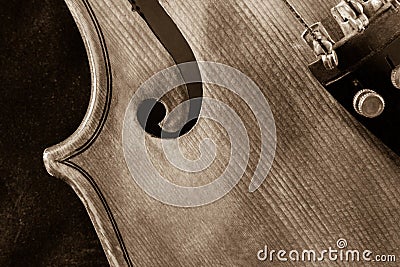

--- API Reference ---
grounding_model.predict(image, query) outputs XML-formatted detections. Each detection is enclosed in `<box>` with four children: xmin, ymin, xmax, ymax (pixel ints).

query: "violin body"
<box><xmin>44</xmin><ymin>0</ymin><xmax>400</xmax><ymax>266</ymax></box>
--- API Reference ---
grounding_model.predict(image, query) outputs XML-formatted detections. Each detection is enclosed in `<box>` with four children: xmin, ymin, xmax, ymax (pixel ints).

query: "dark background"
<box><xmin>0</xmin><ymin>0</ymin><xmax>108</xmax><ymax>266</ymax></box>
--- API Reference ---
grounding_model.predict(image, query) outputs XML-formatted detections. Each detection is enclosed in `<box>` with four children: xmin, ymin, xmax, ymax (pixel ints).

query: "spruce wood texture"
<box><xmin>44</xmin><ymin>0</ymin><xmax>400</xmax><ymax>266</ymax></box>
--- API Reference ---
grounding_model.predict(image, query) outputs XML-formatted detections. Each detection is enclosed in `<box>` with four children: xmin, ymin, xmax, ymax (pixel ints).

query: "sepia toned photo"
<box><xmin>1</xmin><ymin>0</ymin><xmax>399</xmax><ymax>266</ymax></box>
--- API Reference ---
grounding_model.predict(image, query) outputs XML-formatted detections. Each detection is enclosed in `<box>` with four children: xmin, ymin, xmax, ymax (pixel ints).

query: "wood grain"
<box><xmin>44</xmin><ymin>0</ymin><xmax>400</xmax><ymax>266</ymax></box>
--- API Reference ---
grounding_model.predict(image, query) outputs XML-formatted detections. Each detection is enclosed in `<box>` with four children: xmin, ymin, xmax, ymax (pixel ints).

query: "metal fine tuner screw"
<box><xmin>353</xmin><ymin>89</ymin><xmax>385</xmax><ymax>118</ymax></box>
<box><xmin>391</xmin><ymin>66</ymin><xmax>400</xmax><ymax>89</ymax></box>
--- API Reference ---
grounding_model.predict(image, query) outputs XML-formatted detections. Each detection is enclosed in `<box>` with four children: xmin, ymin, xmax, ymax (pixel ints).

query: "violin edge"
<box><xmin>43</xmin><ymin>1</ymin><xmax>132</xmax><ymax>266</ymax></box>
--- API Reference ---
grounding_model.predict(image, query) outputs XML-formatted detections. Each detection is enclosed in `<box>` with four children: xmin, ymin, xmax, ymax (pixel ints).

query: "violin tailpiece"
<box><xmin>305</xmin><ymin>0</ymin><xmax>400</xmax><ymax>155</ymax></box>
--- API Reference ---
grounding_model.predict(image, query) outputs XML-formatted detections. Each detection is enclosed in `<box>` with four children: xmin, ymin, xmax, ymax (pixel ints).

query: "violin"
<box><xmin>44</xmin><ymin>0</ymin><xmax>400</xmax><ymax>265</ymax></box>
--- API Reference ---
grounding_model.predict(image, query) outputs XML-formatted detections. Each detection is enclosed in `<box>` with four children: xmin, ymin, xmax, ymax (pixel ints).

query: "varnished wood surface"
<box><xmin>44</xmin><ymin>0</ymin><xmax>400</xmax><ymax>266</ymax></box>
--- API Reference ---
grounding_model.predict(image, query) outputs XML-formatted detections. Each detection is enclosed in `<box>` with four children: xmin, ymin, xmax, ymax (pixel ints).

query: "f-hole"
<box><xmin>130</xmin><ymin>0</ymin><xmax>203</xmax><ymax>139</ymax></box>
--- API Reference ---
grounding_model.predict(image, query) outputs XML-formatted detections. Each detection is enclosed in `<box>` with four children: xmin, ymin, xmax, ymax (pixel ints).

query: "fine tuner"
<box><xmin>297</xmin><ymin>0</ymin><xmax>400</xmax><ymax>155</ymax></box>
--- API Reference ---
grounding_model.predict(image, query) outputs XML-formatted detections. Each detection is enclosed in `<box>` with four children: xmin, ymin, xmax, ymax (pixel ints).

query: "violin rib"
<box><xmin>44</xmin><ymin>1</ymin><xmax>133</xmax><ymax>266</ymax></box>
